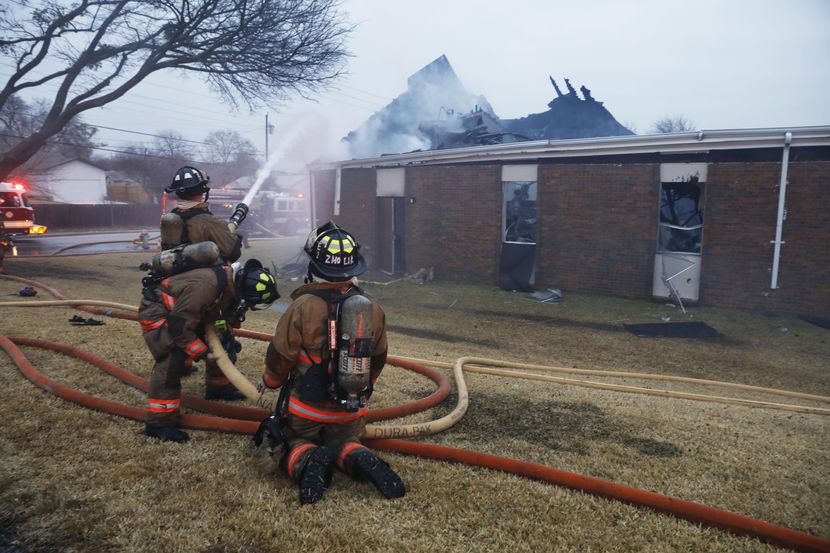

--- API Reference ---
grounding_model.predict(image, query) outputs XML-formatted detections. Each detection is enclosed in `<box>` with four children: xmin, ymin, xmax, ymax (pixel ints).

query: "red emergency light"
<box><xmin>295</xmin><ymin>192</ymin><xmax>304</xmax><ymax>198</ymax></box>
<box><xmin>11</xmin><ymin>182</ymin><xmax>26</xmax><ymax>190</ymax></box>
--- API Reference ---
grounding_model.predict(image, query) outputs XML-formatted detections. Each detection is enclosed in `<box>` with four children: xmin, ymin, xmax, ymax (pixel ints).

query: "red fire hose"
<box><xmin>0</xmin><ymin>335</ymin><xmax>258</xmax><ymax>434</ymax></box>
<box><xmin>364</xmin><ymin>438</ymin><xmax>830</xmax><ymax>553</ymax></box>
<box><xmin>2</xmin><ymin>276</ymin><xmax>829</xmax><ymax>552</ymax></box>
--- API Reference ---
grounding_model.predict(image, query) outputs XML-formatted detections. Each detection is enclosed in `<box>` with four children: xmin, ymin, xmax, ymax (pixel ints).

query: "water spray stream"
<box><xmin>243</xmin><ymin>122</ymin><xmax>307</xmax><ymax>207</ymax></box>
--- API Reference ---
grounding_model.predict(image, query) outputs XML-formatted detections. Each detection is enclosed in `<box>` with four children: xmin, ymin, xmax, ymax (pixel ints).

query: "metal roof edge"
<box><xmin>331</xmin><ymin>125</ymin><xmax>830</xmax><ymax>169</ymax></box>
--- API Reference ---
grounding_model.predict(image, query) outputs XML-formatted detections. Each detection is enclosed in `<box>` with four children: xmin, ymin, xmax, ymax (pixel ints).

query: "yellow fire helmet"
<box><xmin>304</xmin><ymin>221</ymin><xmax>366</xmax><ymax>281</ymax></box>
<box><xmin>234</xmin><ymin>258</ymin><xmax>279</xmax><ymax>310</ymax></box>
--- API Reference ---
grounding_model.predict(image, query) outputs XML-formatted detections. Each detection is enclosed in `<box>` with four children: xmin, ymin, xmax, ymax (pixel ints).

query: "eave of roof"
<box><xmin>327</xmin><ymin>125</ymin><xmax>830</xmax><ymax>169</ymax></box>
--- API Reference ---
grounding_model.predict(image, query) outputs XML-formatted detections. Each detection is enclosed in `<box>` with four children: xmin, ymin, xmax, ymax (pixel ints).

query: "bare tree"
<box><xmin>651</xmin><ymin>116</ymin><xmax>696</xmax><ymax>134</ymax></box>
<box><xmin>203</xmin><ymin>129</ymin><xmax>258</xmax><ymax>183</ymax></box>
<box><xmin>0</xmin><ymin>95</ymin><xmax>98</xmax><ymax>174</ymax></box>
<box><xmin>0</xmin><ymin>0</ymin><xmax>350</xmax><ymax>181</ymax></box>
<box><xmin>203</xmin><ymin>130</ymin><xmax>256</xmax><ymax>164</ymax></box>
<box><xmin>153</xmin><ymin>130</ymin><xmax>195</xmax><ymax>161</ymax></box>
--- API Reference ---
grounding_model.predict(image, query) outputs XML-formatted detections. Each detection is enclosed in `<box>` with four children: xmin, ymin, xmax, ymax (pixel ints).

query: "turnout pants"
<box><xmin>143</xmin><ymin>327</ymin><xmax>235</xmax><ymax>428</ymax></box>
<box><xmin>282</xmin><ymin>415</ymin><xmax>371</xmax><ymax>481</ymax></box>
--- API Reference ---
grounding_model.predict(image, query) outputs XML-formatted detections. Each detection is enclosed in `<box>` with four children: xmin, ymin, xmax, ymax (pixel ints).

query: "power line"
<box><xmin>331</xmin><ymin>84</ymin><xmax>390</xmax><ymax>102</ymax></box>
<box><xmin>2</xmin><ymin>102</ymin><xmax>271</xmax><ymax>158</ymax></box>
<box><xmin>0</xmin><ymin>131</ymin><xmax>219</xmax><ymax>165</ymax></box>
<box><xmin>0</xmin><ymin>66</ymin><xmax>265</xmax><ymax>134</ymax></box>
<box><xmin>3</xmin><ymin>107</ymin><xmax>213</xmax><ymax>145</ymax></box>
<box><xmin>0</xmin><ymin>60</ymin><xmax>377</xmax><ymax>127</ymax></box>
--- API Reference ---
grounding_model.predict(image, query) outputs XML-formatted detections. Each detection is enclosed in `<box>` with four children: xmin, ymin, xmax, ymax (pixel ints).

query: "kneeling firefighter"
<box><xmin>258</xmin><ymin>221</ymin><xmax>405</xmax><ymax>504</ymax></box>
<box><xmin>140</xmin><ymin>259</ymin><xmax>278</xmax><ymax>442</ymax></box>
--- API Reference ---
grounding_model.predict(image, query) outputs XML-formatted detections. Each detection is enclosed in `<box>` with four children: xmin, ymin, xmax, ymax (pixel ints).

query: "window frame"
<box><xmin>502</xmin><ymin>180</ymin><xmax>538</xmax><ymax>245</ymax></box>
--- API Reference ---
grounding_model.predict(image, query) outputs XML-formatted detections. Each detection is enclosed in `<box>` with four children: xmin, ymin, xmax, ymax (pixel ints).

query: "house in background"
<box><xmin>106</xmin><ymin>176</ymin><xmax>152</xmax><ymax>204</ymax></box>
<box><xmin>31</xmin><ymin>159</ymin><xmax>108</xmax><ymax>204</ymax></box>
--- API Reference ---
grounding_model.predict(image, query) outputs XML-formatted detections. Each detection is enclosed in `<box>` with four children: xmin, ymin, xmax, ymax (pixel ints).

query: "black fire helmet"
<box><xmin>165</xmin><ymin>166</ymin><xmax>210</xmax><ymax>198</ymax></box>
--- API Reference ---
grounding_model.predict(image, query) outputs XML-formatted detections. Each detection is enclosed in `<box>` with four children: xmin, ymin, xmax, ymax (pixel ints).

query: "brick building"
<box><xmin>310</xmin><ymin>127</ymin><xmax>830</xmax><ymax>317</ymax></box>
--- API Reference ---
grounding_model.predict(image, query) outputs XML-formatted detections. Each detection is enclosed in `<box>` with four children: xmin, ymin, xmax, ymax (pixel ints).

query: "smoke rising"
<box><xmin>343</xmin><ymin>55</ymin><xmax>493</xmax><ymax>158</ymax></box>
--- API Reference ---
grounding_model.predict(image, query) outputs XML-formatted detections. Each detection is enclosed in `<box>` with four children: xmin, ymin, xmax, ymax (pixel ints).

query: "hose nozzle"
<box><xmin>228</xmin><ymin>203</ymin><xmax>249</xmax><ymax>228</ymax></box>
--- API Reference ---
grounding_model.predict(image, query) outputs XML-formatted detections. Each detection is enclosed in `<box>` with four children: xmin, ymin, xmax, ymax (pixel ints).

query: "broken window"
<box><xmin>658</xmin><ymin>180</ymin><xmax>703</xmax><ymax>254</ymax></box>
<box><xmin>503</xmin><ymin>181</ymin><xmax>537</xmax><ymax>244</ymax></box>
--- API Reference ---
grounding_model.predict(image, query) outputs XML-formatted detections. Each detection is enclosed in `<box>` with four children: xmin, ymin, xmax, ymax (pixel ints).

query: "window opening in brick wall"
<box><xmin>657</xmin><ymin>178</ymin><xmax>703</xmax><ymax>254</ymax></box>
<box><xmin>503</xmin><ymin>181</ymin><xmax>537</xmax><ymax>244</ymax></box>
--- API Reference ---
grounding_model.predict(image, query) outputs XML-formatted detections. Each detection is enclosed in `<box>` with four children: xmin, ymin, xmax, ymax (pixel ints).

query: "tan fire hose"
<box><xmin>394</xmin><ymin>356</ymin><xmax>830</xmax><ymax>415</ymax></box>
<box><xmin>4</xmin><ymin>277</ymin><xmax>830</xmax><ymax>552</ymax></box>
<box><xmin>2</xmin><ymin>296</ymin><xmax>829</xmax><ymax>418</ymax></box>
<box><xmin>3</xmin><ymin>333</ymin><xmax>830</xmax><ymax>553</ymax></box>
<box><xmin>0</xmin><ymin>299</ymin><xmax>138</xmax><ymax>312</ymax></box>
<box><xmin>204</xmin><ymin>325</ymin><xmax>470</xmax><ymax>438</ymax></box>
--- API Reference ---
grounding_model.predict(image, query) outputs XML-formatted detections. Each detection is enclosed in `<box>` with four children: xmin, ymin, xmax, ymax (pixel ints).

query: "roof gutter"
<box><xmin>331</xmin><ymin>126</ymin><xmax>830</xmax><ymax>169</ymax></box>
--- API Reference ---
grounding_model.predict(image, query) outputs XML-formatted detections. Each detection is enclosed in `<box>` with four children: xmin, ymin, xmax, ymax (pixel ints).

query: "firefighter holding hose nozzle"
<box><xmin>160</xmin><ymin>166</ymin><xmax>244</xmax><ymax>259</ymax></box>
<box><xmin>138</xmin><ymin>167</ymin><xmax>276</xmax><ymax>443</ymax></box>
<box><xmin>257</xmin><ymin>221</ymin><xmax>405</xmax><ymax>504</ymax></box>
<box><xmin>147</xmin><ymin>166</ymin><xmax>249</xmax><ymax>384</ymax></box>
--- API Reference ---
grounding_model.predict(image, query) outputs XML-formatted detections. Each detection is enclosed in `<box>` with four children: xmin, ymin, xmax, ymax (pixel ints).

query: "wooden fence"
<box><xmin>33</xmin><ymin>204</ymin><xmax>161</xmax><ymax>231</ymax></box>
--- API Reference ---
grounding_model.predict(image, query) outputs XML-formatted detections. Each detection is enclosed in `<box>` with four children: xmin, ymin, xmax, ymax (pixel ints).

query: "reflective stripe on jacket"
<box><xmin>287</xmin><ymin>396</ymin><xmax>368</xmax><ymax>423</ymax></box>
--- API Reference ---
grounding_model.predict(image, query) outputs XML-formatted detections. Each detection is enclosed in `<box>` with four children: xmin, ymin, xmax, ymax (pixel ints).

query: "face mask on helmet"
<box><xmin>234</xmin><ymin>259</ymin><xmax>279</xmax><ymax>310</ymax></box>
<box><xmin>304</xmin><ymin>221</ymin><xmax>366</xmax><ymax>281</ymax></box>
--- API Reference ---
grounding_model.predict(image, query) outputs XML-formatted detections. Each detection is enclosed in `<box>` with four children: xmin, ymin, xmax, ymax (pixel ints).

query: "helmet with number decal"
<box><xmin>234</xmin><ymin>258</ymin><xmax>279</xmax><ymax>310</ymax></box>
<box><xmin>304</xmin><ymin>221</ymin><xmax>366</xmax><ymax>281</ymax></box>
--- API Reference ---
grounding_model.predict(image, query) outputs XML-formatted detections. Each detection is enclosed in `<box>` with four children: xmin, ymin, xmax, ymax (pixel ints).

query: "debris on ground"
<box><xmin>405</xmin><ymin>266</ymin><xmax>434</xmax><ymax>284</ymax></box>
<box><xmin>526</xmin><ymin>288</ymin><xmax>562</xmax><ymax>304</ymax></box>
<box><xmin>69</xmin><ymin>315</ymin><xmax>105</xmax><ymax>326</ymax></box>
<box><xmin>18</xmin><ymin>286</ymin><xmax>37</xmax><ymax>297</ymax></box>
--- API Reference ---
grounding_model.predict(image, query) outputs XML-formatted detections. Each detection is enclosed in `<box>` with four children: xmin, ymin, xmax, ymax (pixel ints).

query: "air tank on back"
<box><xmin>159</xmin><ymin>212</ymin><xmax>184</xmax><ymax>250</ymax></box>
<box><xmin>335</xmin><ymin>294</ymin><xmax>374</xmax><ymax>411</ymax></box>
<box><xmin>151</xmin><ymin>241</ymin><xmax>220</xmax><ymax>276</ymax></box>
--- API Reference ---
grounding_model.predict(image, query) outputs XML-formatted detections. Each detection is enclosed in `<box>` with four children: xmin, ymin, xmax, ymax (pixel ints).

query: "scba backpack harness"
<box><xmin>253</xmin><ymin>286</ymin><xmax>376</xmax><ymax>453</ymax></box>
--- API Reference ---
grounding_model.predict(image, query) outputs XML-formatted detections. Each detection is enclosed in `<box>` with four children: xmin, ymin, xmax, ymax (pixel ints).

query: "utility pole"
<box><xmin>265</xmin><ymin>114</ymin><xmax>275</xmax><ymax>161</ymax></box>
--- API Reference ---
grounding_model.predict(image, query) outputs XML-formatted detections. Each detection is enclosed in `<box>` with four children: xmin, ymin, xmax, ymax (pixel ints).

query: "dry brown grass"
<box><xmin>1</xmin><ymin>238</ymin><xmax>828</xmax><ymax>553</ymax></box>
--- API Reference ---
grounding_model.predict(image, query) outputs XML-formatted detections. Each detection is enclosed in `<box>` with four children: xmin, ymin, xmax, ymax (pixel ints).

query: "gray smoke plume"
<box><xmin>344</xmin><ymin>55</ymin><xmax>494</xmax><ymax>158</ymax></box>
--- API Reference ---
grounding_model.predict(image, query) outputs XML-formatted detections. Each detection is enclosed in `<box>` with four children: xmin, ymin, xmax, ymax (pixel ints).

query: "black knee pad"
<box><xmin>299</xmin><ymin>446</ymin><xmax>335</xmax><ymax>505</ymax></box>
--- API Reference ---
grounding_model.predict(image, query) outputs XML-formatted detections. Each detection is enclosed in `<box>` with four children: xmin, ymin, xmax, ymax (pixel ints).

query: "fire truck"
<box><xmin>0</xmin><ymin>181</ymin><xmax>47</xmax><ymax>235</ymax></box>
<box><xmin>208</xmin><ymin>187</ymin><xmax>309</xmax><ymax>236</ymax></box>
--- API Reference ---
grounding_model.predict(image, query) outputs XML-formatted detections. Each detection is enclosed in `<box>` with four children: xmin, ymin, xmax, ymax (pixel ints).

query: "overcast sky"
<box><xmin>11</xmin><ymin>0</ymin><xmax>830</xmax><ymax>163</ymax></box>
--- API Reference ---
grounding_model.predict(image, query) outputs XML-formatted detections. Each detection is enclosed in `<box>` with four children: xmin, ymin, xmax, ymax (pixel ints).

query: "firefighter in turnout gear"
<box><xmin>259</xmin><ymin>221</ymin><xmax>405</xmax><ymax>504</ymax></box>
<box><xmin>161</xmin><ymin>166</ymin><xmax>243</xmax><ymax>261</ymax></box>
<box><xmin>140</xmin><ymin>259</ymin><xmax>278</xmax><ymax>442</ymax></box>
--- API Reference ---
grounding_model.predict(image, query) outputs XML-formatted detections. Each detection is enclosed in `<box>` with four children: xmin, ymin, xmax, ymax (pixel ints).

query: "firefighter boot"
<box><xmin>144</xmin><ymin>424</ymin><xmax>190</xmax><ymax>443</ymax></box>
<box><xmin>298</xmin><ymin>446</ymin><xmax>335</xmax><ymax>505</ymax></box>
<box><xmin>352</xmin><ymin>449</ymin><xmax>406</xmax><ymax>499</ymax></box>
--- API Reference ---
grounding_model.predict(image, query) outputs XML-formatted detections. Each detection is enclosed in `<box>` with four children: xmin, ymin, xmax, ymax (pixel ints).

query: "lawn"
<box><xmin>1</xmin><ymin>238</ymin><xmax>828</xmax><ymax>553</ymax></box>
